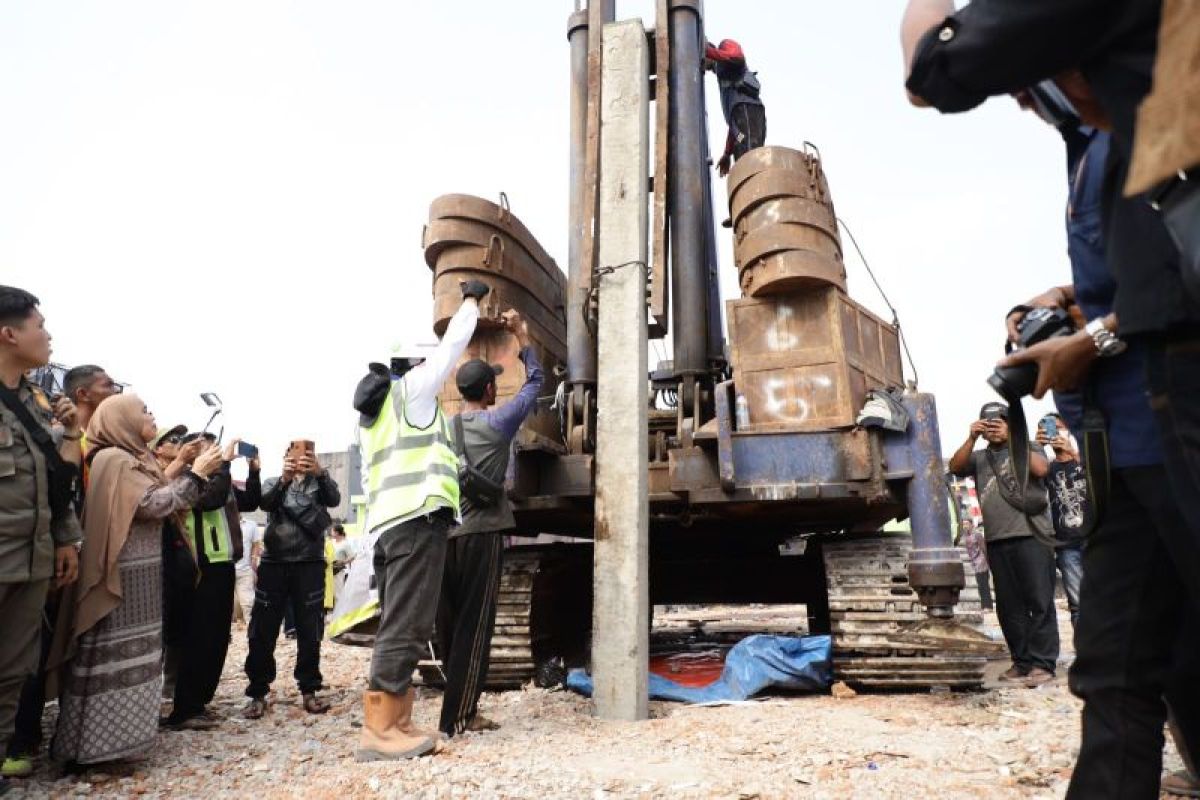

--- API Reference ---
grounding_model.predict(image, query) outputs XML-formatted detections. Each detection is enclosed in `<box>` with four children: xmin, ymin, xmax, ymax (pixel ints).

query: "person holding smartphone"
<box><xmin>163</xmin><ymin>434</ymin><xmax>261</xmax><ymax>730</ymax></box>
<box><xmin>949</xmin><ymin>402</ymin><xmax>1058</xmax><ymax>688</ymax></box>
<box><xmin>1037</xmin><ymin>413</ymin><xmax>1087</xmax><ymax>628</ymax></box>
<box><xmin>242</xmin><ymin>441</ymin><xmax>339</xmax><ymax>720</ymax></box>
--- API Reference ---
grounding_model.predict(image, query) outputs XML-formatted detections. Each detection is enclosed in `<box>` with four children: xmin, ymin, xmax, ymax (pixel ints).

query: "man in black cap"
<box><xmin>949</xmin><ymin>402</ymin><xmax>1059</xmax><ymax>687</ymax></box>
<box><xmin>437</xmin><ymin>310</ymin><xmax>542</xmax><ymax>736</ymax></box>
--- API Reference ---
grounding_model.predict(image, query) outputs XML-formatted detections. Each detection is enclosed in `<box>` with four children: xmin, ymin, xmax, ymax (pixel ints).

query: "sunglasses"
<box><xmin>162</xmin><ymin>435</ymin><xmax>182</xmax><ymax>445</ymax></box>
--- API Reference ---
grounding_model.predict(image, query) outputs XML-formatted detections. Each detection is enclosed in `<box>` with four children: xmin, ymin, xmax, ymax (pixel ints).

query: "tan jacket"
<box><xmin>1126</xmin><ymin>0</ymin><xmax>1200</xmax><ymax>195</ymax></box>
<box><xmin>0</xmin><ymin>377</ymin><xmax>83</xmax><ymax>583</ymax></box>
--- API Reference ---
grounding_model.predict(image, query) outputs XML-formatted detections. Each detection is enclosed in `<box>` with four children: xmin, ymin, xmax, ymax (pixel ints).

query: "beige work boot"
<box><xmin>355</xmin><ymin>691</ymin><xmax>435</xmax><ymax>762</ymax></box>
<box><xmin>401</xmin><ymin>687</ymin><xmax>448</xmax><ymax>752</ymax></box>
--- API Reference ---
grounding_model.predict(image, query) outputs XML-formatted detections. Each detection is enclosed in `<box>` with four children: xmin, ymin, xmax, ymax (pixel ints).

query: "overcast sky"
<box><xmin>2</xmin><ymin>1</ymin><xmax>1062</xmax><ymax>475</ymax></box>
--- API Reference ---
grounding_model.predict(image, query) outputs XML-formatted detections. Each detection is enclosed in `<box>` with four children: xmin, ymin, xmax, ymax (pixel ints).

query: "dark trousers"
<box><xmin>986</xmin><ymin>536</ymin><xmax>1059</xmax><ymax>673</ymax></box>
<box><xmin>0</xmin><ymin>579</ymin><xmax>48</xmax><ymax>756</ymax></box>
<box><xmin>437</xmin><ymin>533</ymin><xmax>503</xmax><ymax>735</ymax></box>
<box><xmin>973</xmin><ymin>571</ymin><xmax>994</xmax><ymax>610</ymax></box>
<box><xmin>1145</xmin><ymin>335</ymin><xmax>1200</xmax><ymax>612</ymax></box>
<box><xmin>731</xmin><ymin>103</ymin><xmax>766</xmax><ymax>159</ymax></box>
<box><xmin>1067</xmin><ymin>466</ymin><xmax>1200</xmax><ymax>798</ymax></box>
<box><xmin>171</xmin><ymin>562</ymin><xmax>235</xmax><ymax>718</ymax></box>
<box><xmin>244</xmin><ymin>561</ymin><xmax>325</xmax><ymax>698</ymax></box>
<box><xmin>6</xmin><ymin>592</ymin><xmax>57</xmax><ymax>757</ymax></box>
<box><xmin>369</xmin><ymin>511</ymin><xmax>451</xmax><ymax>695</ymax></box>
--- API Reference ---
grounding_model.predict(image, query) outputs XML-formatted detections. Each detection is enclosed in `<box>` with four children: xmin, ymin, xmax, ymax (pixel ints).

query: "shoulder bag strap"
<box><xmin>0</xmin><ymin>382</ymin><xmax>66</xmax><ymax>472</ymax></box>
<box><xmin>452</xmin><ymin>413</ymin><xmax>473</xmax><ymax>467</ymax></box>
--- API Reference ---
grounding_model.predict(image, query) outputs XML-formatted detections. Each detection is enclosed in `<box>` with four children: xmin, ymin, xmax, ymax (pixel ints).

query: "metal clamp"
<box><xmin>484</xmin><ymin>234</ymin><xmax>505</xmax><ymax>273</ymax></box>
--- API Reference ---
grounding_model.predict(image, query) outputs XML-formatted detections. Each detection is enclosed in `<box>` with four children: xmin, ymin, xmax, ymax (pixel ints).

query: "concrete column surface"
<box><xmin>592</xmin><ymin>17</ymin><xmax>650</xmax><ymax>723</ymax></box>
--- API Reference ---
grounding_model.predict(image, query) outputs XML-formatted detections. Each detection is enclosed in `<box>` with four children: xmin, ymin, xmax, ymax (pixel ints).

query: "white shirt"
<box><xmin>236</xmin><ymin>521</ymin><xmax>262</xmax><ymax>571</ymax></box>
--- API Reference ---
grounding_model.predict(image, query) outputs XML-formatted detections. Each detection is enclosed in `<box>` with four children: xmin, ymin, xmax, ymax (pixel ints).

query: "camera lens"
<box><xmin>989</xmin><ymin>363</ymin><xmax>1036</xmax><ymax>400</ymax></box>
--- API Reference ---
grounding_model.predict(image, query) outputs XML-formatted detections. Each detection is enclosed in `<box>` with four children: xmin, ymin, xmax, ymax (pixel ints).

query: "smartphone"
<box><xmin>237</xmin><ymin>441</ymin><xmax>259</xmax><ymax>459</ymax></box>
<box><xmin>287</xmin><ymin>439</ymin><xmax>315</xmax><ymax>459</ymax></box>
<box><xmin>1040</xmin><ymin>418</ymin><xmax>1058</xmax><ymax>440</ymax></box>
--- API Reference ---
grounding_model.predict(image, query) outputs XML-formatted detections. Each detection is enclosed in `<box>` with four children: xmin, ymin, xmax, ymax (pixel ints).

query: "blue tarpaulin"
<box><xmin>566</xmin><ymin>634</ymin><xmax>833</xmax><ymax>703</ymax></box>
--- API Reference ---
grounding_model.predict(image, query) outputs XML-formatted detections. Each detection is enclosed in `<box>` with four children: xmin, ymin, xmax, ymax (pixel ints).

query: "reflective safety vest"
<box><xmin>360</xmin><ymin>378</ymin><xmax>459</xmax><ymax>532</ymax></box>
<box><xmin>324</xmin><ymin>538</ymin><xmax>335</xmax><ymax>610</ymax></box>
<box><xmin>184</xmin><ymin>508</ymin><xmax>234</xmax><ymax>565</ymax></box>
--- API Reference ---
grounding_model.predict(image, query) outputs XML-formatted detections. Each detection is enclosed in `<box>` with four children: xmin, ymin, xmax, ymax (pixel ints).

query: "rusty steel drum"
<box><xmin>423</xmin><ymin>193</ymin><xmax>567</xmax><ymax>452</ymax></box>
<box><xmin>725</xmin><ymin>145</ymin><xmax>846</xmax><ymax>297</ymax></box>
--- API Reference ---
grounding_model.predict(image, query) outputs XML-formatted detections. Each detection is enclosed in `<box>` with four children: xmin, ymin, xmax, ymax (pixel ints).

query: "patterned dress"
<box><xmin>52</xmin><ymin>476</ymin><xmax>200</xmax><ymax>764</ymax></box>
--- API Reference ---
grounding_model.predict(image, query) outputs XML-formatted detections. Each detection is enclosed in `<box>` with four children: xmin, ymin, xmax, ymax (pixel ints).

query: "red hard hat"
<box><xmin>718</xmin><ymin>39</ymin><xmax>744</xmax><ymax>60</ymax></box>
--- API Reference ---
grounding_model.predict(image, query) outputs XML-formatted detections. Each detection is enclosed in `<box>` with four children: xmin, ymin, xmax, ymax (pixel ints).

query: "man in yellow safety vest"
<box><xmin>351</xmin><ymin>279</ymin><xmax>488</xmax><ymax>761</ymax></box>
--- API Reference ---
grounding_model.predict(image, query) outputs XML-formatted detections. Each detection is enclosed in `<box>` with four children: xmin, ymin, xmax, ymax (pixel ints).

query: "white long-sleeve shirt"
<box><xmin>366</xmin><ymin>299</ymin><xmax>479</xmax><ymax>535</ymax></box>
<box><xmin>401</xmin><ymin>299</ymin><xmax>480</xmax><ymax>429</ymax></box>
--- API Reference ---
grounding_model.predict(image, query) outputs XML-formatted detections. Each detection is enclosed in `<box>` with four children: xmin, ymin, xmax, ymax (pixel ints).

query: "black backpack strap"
<box><xmin>0</xmin><ymin>382</ymin><xmax>65</xmax><ymax>470</ymax></box>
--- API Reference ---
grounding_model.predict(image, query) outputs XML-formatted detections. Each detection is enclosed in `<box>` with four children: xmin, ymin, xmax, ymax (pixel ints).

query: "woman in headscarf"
<box><xmin>48</xmin><ymin>394</ymin><xmax>223</xmax><ymax>766</ymax></box>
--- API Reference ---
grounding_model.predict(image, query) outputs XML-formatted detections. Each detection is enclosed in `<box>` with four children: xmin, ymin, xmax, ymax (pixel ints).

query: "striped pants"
<box><xmin>436</xmin><ymin>532</ymin><xmax>502</xmax><ymax>736</ymax></box>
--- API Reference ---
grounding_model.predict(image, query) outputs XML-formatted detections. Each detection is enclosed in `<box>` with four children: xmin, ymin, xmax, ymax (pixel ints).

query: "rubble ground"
<box><xmin>10</xmin><ymin>603</ymin><xmax>1183</xmax><ymax>799</ymax></box>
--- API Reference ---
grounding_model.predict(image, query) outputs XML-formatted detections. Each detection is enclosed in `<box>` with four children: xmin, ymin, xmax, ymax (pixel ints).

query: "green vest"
<box><xmin>184</xmin><ymin>508</ymin><xmax>234</xmax><ymax>564</ymax></box>
<box><xmin>360</xmin><ymin>379</ymin><xmax>459</xmax><ymax>532</ymax></box>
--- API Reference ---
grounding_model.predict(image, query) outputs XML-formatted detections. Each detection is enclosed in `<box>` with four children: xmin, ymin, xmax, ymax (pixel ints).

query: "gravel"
<box><xmin>7</xmin><ymin>604</ymin><xmax>1185</xmax><ymax>799</ymax></box>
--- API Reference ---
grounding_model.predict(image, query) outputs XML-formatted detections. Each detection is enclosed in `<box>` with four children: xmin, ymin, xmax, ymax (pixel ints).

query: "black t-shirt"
<box><xmin>906</xmin><ymin>0</ymin><xmax>1200</xmax><ymax>335</ymax></box>
<box><xmin>1046</xmin><ymin>460</ymin><xmax>1092</xmax><ymax>544</ymax></box>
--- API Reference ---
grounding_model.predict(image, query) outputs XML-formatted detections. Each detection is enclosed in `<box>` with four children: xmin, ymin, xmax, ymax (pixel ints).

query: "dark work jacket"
<box><xmin>259</xmin><ymin>472</ymin><xmax>341</xmax><ymax>564</ymax></box>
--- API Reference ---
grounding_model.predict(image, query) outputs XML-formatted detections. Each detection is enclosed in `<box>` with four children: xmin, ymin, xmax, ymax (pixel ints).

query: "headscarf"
<box><xmin>48</xmin><ymin>394</ymin><xmax>166</xmax><ymax>689</ymax></box>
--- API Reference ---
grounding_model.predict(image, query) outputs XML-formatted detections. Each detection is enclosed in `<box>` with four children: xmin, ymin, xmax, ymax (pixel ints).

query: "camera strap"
<box><xmin>1002</xmin><ymin>401</ymin><xmax>1061</xmax><ymax>549</ymax></box>
<box><xmin>1079</xmin><ymin>384</ymin><xmax>1110</xmax><ymax>528</ymax></box>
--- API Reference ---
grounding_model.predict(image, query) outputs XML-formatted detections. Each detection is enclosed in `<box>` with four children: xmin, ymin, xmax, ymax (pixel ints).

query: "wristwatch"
<box><xmin>1085</xmin><ymin>318</ymin><xmax>1127</xmax><ymax>358</ymax></box>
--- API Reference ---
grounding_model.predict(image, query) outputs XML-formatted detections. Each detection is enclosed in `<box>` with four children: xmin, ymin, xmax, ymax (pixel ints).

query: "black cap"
<box><xmin>456</xmin><ymin>359</ymin><xmax>504</xmax><ymax>397</ymax></box>
<box><xmin>979</xmin><ymin>402</ymin><xmax>1009</xmax><ymax>420</ymax></box>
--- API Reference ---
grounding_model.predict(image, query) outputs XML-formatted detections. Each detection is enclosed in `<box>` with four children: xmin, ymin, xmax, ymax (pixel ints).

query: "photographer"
<box><xmin>242</xmin><ymin>444</ymin><xmax>340</xmax><ymax>719</ymax></box>
<box><xmin>1004</xmin><ymin>118</ymin><xmax>1200</xmax><ymax>796</ymax></box>
<box><xmin>901</xmin><ymin>0</ymin><xmax>1200</xmax><ymax>545</ymax></box>
<box><xmin>1036</xmin><ymin>414</ymin><xmax>1086</xmax><ymax>628</ymax></box>
<box><xmin>949</xmin><ymin>402</ymin><xmax>1058</xmax><ymax>688</ymax></box>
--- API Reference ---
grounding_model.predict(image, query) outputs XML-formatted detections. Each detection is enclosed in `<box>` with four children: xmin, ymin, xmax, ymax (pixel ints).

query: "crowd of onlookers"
<box><xmin>0</xmin><ymin>292</ymin><xmax>354</xmax><ymax>786</ymax></box>
<box><xmin>0</xmin><ymin>281</ymin><xmax>541</xmax><ymax>784</ymax></box>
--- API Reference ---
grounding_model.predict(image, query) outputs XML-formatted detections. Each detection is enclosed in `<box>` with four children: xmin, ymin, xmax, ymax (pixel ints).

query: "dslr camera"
<box><xmin>988</xmin><ymin>307</ymin><xmax>1075</xmax><ymax>399</ymax></box>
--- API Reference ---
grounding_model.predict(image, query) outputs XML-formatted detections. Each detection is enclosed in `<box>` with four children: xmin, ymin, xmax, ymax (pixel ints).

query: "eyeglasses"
<box><xmin>163</xmin><ymin>435</ymin><xmax>182</xmax><ymax>445</ymax></box>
